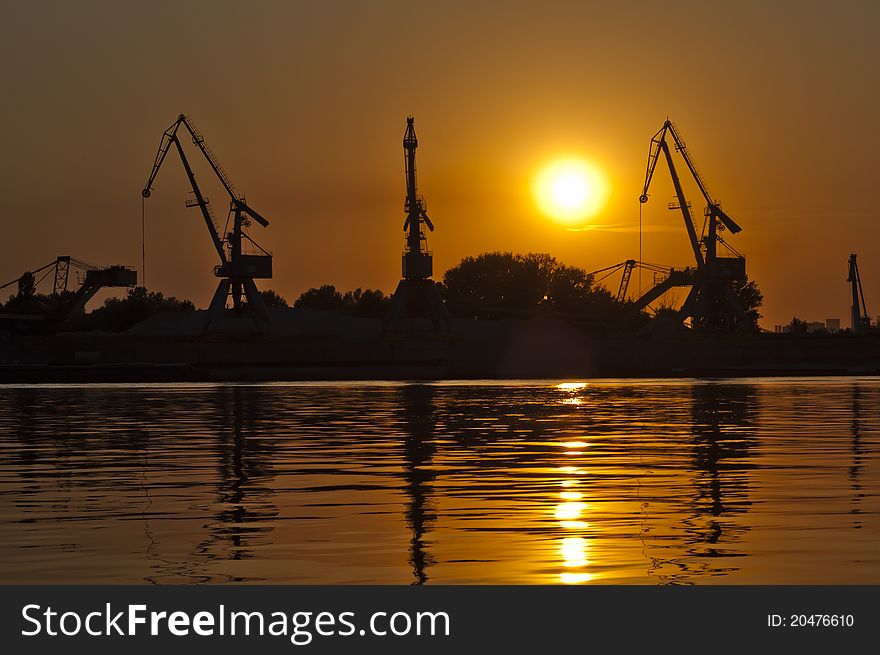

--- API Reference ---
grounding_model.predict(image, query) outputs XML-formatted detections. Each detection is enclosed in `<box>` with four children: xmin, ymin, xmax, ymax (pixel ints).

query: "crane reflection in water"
<box><xmin>0</xmin><ymin>380</ymin><xmax>877</xmax><ymax>584</ymax></box>
<box><xmin>552</xmin><ymin>380</ymin><xmax>756</xmax><ymax>584</ymax></box>
<box><xmin>397</xmin><ymin>384</ymin><xmax>439</xmax><ymax>584</ymax></box>
<box><xmin>644</xmin><ymin>382</ymin><xmax>755</xmax><ymax>583</ymax></box>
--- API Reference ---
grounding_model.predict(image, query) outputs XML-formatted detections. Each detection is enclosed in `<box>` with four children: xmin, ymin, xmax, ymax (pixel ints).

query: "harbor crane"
<box><xmin>589</xmin><ymin>260</ymin><xmax>677</xmax><ymax>301</ymax></box>
<box><xmin>142</xmin><ymin>114</ymin><xmax>272</xmax><ymax>317</ymax></box>
<box><xmin>0</xmin><ymin>256</ymin><xmax>136</xmax><ymax>325</ymax></box>
<box><xmin>589</xmin><ymin>259</ymin><xmax>696</xmax><ymax>308</ymax></box>
<box><xmin>847</xmin><ymin>254</ymin><xmax>870</xmax><ymax>333</ymax></box>
<box><xmin>387</xmin><ymin>117</ymin><xmax>450</xmax><ymax>325</ymax></box>
<box><xmin>639</xmin><ymin>120</ymin><xmax>747</xmax><ymax>329</ymax></box>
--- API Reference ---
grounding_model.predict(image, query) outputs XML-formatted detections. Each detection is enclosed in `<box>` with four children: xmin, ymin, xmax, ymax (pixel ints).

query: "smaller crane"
<box><xmin>589</xmin><ymin>259</ymin><xmax>696</xmax><ymax>307</ymax></box>
<box><xmin>387</xmin><ymin>117</ymin><xmax>450</xmax><ymax>325</ymax></box>
<box><xmin>0</xmin><ymin>256</ymin><xmax>136</xmax><ymax>325</ymax></box>
<box><xmin>847</xmin><ymin>254</ymin><xmax>870</xmax><ymax>334</ymax></box>
<box><xmin>142</xmin><ymin>114</ymin><xmax>272</xmax><ymax>317</ymax></box>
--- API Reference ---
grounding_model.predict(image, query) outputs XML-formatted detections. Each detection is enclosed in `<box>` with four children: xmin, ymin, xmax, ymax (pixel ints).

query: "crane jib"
<box><xmin>140</xmin><ymin>113</ymin><xmax>273</xmax><ymax>285</ymax></box>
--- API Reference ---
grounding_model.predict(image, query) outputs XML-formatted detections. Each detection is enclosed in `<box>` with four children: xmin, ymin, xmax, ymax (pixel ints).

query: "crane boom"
<box><xmin>178</xmin><ymin>115</ymin><xmax>270</xmax><ymax>228</ymax></box>
<box><xmin>141</xmin><ymin>114</ymin><xmax>273</xmax><ymax>265</ymax></box>
<box><xmin>173</xmin><ymin>136</ymin><xmax>228</xmax><ymax>263</ymax></box>
<box><xmin>665</xmin><ymin>121</ymin><xmax>714</xmax><ymax>209</ymax></box>
<box><xmin>142</xmin><ymin>117</ymin><xmax>227</xmax><ymax>263</ymax></box>
<box><xmin>641</xmin><ymin>123</ymin><xmax>703</xmax><ymax>266</ymax></box>
<box><xmin>0</xmin><ymin>259</ymin><xmax>57</xmax><ymax>292</ymax></box>
<box><xmin>640</xmin><ymin>120</ymin><xmax>741</xmax><ymax>236</ymax></box>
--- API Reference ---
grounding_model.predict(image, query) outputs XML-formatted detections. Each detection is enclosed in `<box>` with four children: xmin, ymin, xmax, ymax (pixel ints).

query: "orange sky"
<box><xmin>2</xmin><ymin>1</ymin><xmax>878</xmax><ymax>328</ymax></box>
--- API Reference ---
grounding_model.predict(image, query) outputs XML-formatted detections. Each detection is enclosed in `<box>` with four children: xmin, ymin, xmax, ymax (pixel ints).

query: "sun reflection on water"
<box><xmin>563</xmin><ymin>441</ymin><xmax>589</xmax><ymax>449</ymax></box>
<box><xmin>555</xmin><ymin>501</ymin><xmax>587</xmax><ymax>521</ymax></box>
<box><xmin>555</xmin><ymin>451</ymin><xmax>594</xmax><ymax>583</ymax></box>
<box><xmin>561</xmin><ymin>537</ymin><xmax>588</xmax><ymax>568</ymax></box>
<box><xmin>558</xmin><ymin>382</ymin><xmax>588</xmax><ymax>405</ymax></box>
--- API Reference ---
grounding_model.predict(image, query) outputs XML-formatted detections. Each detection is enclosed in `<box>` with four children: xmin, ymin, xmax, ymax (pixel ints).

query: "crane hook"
<box><xmin>141</xmin><ymin>189</ymin><xmax>151</xmax><ymax>198</ymax></box>
<box><xmin>639</xmin><ymin>194</ymin><xmax>649</xmax><ymax>203</ymax></box>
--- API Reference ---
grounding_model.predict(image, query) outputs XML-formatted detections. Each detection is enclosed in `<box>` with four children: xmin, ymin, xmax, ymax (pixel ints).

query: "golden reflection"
<box><xmin>555</xmin><ymin>501</ymin><xmax>587</xmax><ymax>521</ymax></box>
<box><xmin>560</xmin><ymin>520</ymin><xmax>589</xmax><ymax>530</ymax></box>
<box><xmin>554</xmin><ymin>460</ymin><xmax>594</xmax><ymax>583</ymax></box>
<box><xmin>561</xmin><ymin>537</ymin><xmax>588</xmax><ymax>568</ymax></box>
<box><xmin>563</xmin><ymin>441</ymin><xmax>589</xmax><ymax>449</ymax></box>
<box><xmin>558</xmin><ymin>381</ymin><xmax>587</xmax><ymax>406</ymax></box>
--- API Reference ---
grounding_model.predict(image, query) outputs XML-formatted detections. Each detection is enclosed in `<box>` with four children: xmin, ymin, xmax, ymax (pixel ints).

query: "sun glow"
<box><xmin>534</xmin><ymin>159</ymin><xmax>609</xmax><ymax>226</ymax></box>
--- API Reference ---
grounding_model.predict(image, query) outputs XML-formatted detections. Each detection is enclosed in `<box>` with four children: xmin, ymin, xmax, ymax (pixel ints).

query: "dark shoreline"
<box><xmin>2</xmin><ymin>314</ymin><xmax>879</xmax><ymax>383</ymax></box>
<box><xmin>0</xmin><ymin>365</ymin><xmax>873</xmax><ymax>385</ymax></box>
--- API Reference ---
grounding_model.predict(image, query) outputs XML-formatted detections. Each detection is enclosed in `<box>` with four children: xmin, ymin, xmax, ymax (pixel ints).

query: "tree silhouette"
<box><xmin>442</xmin><ymin>251</ymin><xmax>643</xmax><ymax>325</ymax></box>
<box><xmin>732</xmin><ymin>276</ymin><xmax>763</xmax><ymax>330</ymax></box>
<box><xmin>83</xmin><ymin>287</ymin><xmax>194</xmax><ymax>332</ymax></box>
<box><xmin>259</xmin><ymin>289</ymin><xmax>289</xmax><ymax>308</ymax></box>
<box><xmin>293</xmin><ymin>285</ymin><xmax>345</xmax><ymax>312</ymax></box>
<box><xmin>294</xmin><ymin>285</ymin><xmax>390</xmax><ymax>318</ymax></box>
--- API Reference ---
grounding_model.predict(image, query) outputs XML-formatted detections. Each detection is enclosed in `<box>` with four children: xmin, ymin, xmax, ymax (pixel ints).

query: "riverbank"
<box><xmin>1</xmin><ymin>308</ymin><xmax>878</xmax><ymax>383</ymax></box>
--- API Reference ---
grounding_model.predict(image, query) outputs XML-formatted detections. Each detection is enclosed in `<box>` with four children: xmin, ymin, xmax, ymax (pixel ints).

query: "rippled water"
<box><xmin>0</xmin><ymin>378</ymin><xmax>877</xmax><ymax>584</ymax></box>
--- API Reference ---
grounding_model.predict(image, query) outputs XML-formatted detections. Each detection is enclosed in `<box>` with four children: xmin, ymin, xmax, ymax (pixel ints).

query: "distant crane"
<box><xmin>0</xmin><ymin>256</ymin><xmax>137</xmax><ymax>324</ymax></box>
<box><xmin>142</xmin><ymin>114</ymin><xmax>272</xmax><ymax>317</ymax></box>
<box><xmin>847</xmin><ymin>254</ymin><xmax>870</xmax><ymax>333</ymax></box>
<box><xmin>589</xmin><ymin>259</ymin><xmax>695</xmax><ymax>307</ymax></box>
<box><xmin>387</xmin><ymin>117</ymin><xmax>450</xmax><ymax>325</ymax></box>
<box><xmin>639</xmin><ymin>120</ymin><xmax>747</xmax><ymax>329</ymax></box>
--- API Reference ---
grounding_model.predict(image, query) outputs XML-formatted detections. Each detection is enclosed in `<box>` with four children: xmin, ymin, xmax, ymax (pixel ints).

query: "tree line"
<box><xmin>1</xmin><ymin>251</ymin><xmax>764</xmax><ymax>332</ymax></box>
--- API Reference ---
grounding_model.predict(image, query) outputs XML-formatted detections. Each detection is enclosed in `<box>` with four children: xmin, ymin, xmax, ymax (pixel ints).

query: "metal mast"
<box><xmin>388</xmin><ymin>117</ymin><xmax>449</xmax><ymax>326</ymax></box>
<box><xmin>402</xmin><ymin>117</ymin><xmax>435</xmax><ymax>280</ymax></box>
<box><xmin>848</xmin><ymin>254</ymin><xmax>870</xmax><ymax>333</ymax></box>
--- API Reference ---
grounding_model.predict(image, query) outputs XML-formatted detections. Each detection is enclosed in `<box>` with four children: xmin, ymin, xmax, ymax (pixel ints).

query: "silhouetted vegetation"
<box><xmin>1</xmin><ymin>291</ymin><xmax>66</xmax><ymax>316</ymax></box>
<box><xmin>2</xmin><ymin>286</ymin><xmax>195</xmax><ymax>332</ymax></box>
<box><xmin>293</xmin><ymin>285</ymin><xmax>391</xmax><ymax>318</ymax></box>
<box><xmin>787</xmin><ymin>317</ymin><xmax>808</xmax><ymax>334</ymax></box>
<box><xmin>77</xmin><ymin>287</ymin><xmax>194</xmax><ymax>332</ymax></box>
<box><xmin>2</xmin><ymin>252</ymin><xmax>765</xmax><ymax>335</ymax></box>
<box><xmin>260</xmin><ymin>289</ymin><xmax>289</xmax><ymax>308</ymax></box>
<box><xmin>733</xmin><ymin>276</ymin><xmax>764</xmax><ymax>330</ymax></box>
<box><xmin>441</xmin><ymin>252</ymin><xmax>644</xmax><ymax>326</ymax></box>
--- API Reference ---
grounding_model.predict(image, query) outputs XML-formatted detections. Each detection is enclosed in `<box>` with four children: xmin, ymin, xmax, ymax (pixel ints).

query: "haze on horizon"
<box><xmin>1</xmin><ymin>0</ymin><xmax>877</xmax><ymax>329</ymax></box>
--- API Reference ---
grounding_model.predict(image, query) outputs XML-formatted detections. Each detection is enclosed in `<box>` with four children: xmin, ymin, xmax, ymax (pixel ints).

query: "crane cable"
<box><xmin>141</xmin><ymin>195</ymin><xmax>146</xmax><ymax>290</ymax></box>
<box><xmin>638</xmin><ymin>201</ymin><xmax>643</xmax><ymax>296</ymax></box>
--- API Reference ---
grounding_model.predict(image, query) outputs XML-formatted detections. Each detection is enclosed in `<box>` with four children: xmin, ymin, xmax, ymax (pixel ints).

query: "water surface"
<box><xmin>0</xmin><ymin>378</ymin><xmax>877</xmax><ymax>584</ymax></box>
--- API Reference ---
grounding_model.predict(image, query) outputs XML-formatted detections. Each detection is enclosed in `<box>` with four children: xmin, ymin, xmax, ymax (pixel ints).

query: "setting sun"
<box><xmin>533</xmin><ymin>159</ymin><xmax>609</xmax><ymax>226</ymax></box>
